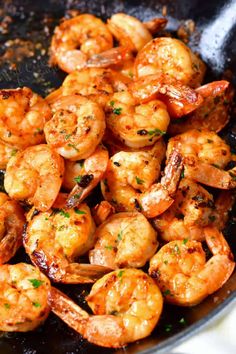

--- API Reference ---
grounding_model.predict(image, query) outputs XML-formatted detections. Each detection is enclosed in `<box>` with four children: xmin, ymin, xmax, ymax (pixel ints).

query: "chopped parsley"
<box><xmin>28</xmin><ymin>279</ymin><xmax>44</xmax><ymax>289</ymax></box>
<box><xmin>183</xmin><ymin>238</ymin><xmax>188</xmax><ymax>245</ymax></box>
<box><xmin>65</xmin><ymin>133</ymin><xmax>72</xmax><ymax>140</ymax></box>
<box><xmin>117</xmin><ymin>230</ymin><xmax>123</xmax><ymax>241</ymax></box>
<box><xmin>32</xmin><ymin>302</ymin><xmax>41</xmax><ymax>308</ymax></box>
<box><xmin>179</xmin><ymin>317</ymin><xmax>187</xmax><ymax>325</ymax></box>
<box><xmin>181</xmin><ymin>169</ymin><xmax>185</xmax><ymax>179</ymax></box>
<box><xmin>67</xmin><ymin>143</ymin><xmax>79</xmax><ymax>152</ymax></box>
<box><xmin>4</xmin><ymin>303</ymin><xmax>10</xmax><ymax>309</ymax></box>
<box><xmin>110</xmin><ymin>101</ymin><xmax>115</xmax><ymax>107</ymax></box>
<box><xmin>74</xmin><ymin>208</ymin><xmax>86</xmax><ymax>215</ymax></box>
<box><xmin>58</xmin><ymin>225</ymin><xmax>66</xmax><ymax>231</ymax></box>
<box><xmin>147</xmin><ymin>128</ymin><xmax>166</xmax><ymax>137</ymax></box>
<box><xmin>173</xmin><ymin>244</ymin><xmax>181</xmax><ymax>255</ymax></box>
<box><xmin>117</xmin><ymin>270</ymin><xmax>124</xmax><ymax>278</ymax></box>
<box><xmin>113</xmin><ymin>107</ymin><xmax>122</xmax><ymax>115</ymax></box>
<box><xmin>164</xmin><ymin>324</ymin><xmax>173</xmax><ymax>332</ymax></box>
<box><xmin>163</xmin><ymin>289</ymin><xmax>172</xmax><ymax>296</ymax></box>
<box><xmin>105</xmin><ymin>245</ymin><xmax>113</xmax><ymax>250</ymax></box>
<box><xmin>135</xmin><ymin>176</ymin><xmax>144</xmax><ymax>185</ymax></box>
<box><xmin>74</xmin><ymin>176</ymin><xmax>82</xmax><ymax>183</ymax></box>
<box><xmin>11</xmin><ymin>149</ymin><xmax>18</xmax><ymax>157</ymax></box>
<box><xmin>59</xmin><ymin>210</ymin><xmax>70</xmax><ymax>218</ymax></box>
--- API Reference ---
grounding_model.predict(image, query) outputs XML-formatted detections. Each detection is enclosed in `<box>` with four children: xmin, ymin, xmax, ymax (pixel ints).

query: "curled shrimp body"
<box><xmin>49</xmin><ymin>269</ymin><xmax>163</xmax><ymax>348</ymax></box>
<box><xmin>4</xmin><ymin>144</ymin><xmax>64</xmax><ymax>211</ymax></box>
<box><xmin>0</xmin><ymin>88</ymin><xmax>52</xmax><ymax>149</ymax></box>
<box><xmin>50</xmin><ymin>14</ymin><xmax>113</xmax><ymax>73</ymax></box>
<box><xmin>153</xmin><ymin>178</ymin><xmax>219</xmax><ymax>242</ymax></box>
<box><xmin>105</xmin><ymin>91</ymin><xmax>170</xmax><ymax>148</ymax></box>
<box><xmin>44</xmin><ymin>95</ymin><xmax>106</xmax><ymax>161</ymax></box>
<box><xmin>107</xmin><ymin>13</ymin><xmax>152</xmax><ymax>52</ymax></box>
<box><xmin>168</xmin><ymin>80</ymin><xmax>233</xmax><ymax>134</ymax></box>
<box><xmin>101</xmin><ymin>140</ymin><xmax>166</xmax><ymax>211</ymax></box>
<box><xmin>89</xmin><ymin>211</ymin><xmax>158</xmax><ymax>269</ymax></box>
<box><xmin>0</xmin><ymin>193</ymin><xmax>25</xmax><ymax>264</ymax></box>
<box><xmin>47</xmin><ymin>68</ymin><xmax>131</xmax><ymax>109</ymax></box>
<box><xmin>101</xmin><ymin>146</ymin><xmax>183</xmax><ymax>218</ymax></box>
<box><xmin>167</xmin><ymin>129</ymin><xmax>235</xmax><ymax>189</ymax></box>
<box><xmin>149</xmin><ymin>227</ymin><xmax>235</xmax><ymax>306</ymax></box>
<box><xmin>134</xmin><ymin>38</ymin><xmax>206</xmax><ymax>87</ymax></box>
<box><xmin>0</xmin><ymin>140</ymin><xmax>19</xmax><ymax>169</ymax></box>
<box><xmin>0</xmin><ymin>263</ymin><xmax>51</xmax><ymax>331</ymax></box>
<box><xmin>24</xmin><ymin>202</ymin><xmax>110</xmax><ymax>284</ymax></box>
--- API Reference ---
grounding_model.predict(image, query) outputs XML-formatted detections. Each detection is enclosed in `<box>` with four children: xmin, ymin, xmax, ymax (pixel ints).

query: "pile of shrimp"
<box><xmin>0</xmin><ymin>11</ymin><xmax>235</xmax><ymax>349</ymax></box>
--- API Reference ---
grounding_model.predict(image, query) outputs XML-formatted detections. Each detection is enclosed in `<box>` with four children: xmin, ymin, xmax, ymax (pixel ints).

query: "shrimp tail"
<box><xmin>161</xmin><ymin>149</ymin><xmax>183</xmax><ymax>195</ymax></box>
<box><xmin>87</xmin><ymin>46</ymin><xmax>132</xmax><ymax>68</ymax></box>
<box><xmin>144</xmin><ymin>18</ymin><xmax>168</xmax><ymax>34</ymax></box>
<box><xmin>62</xmin><ymin>263</ymin><xmax>112</xmax><ymax>284</ymax></box>
<box><xmin>0</xmin><ymin>229</ymin><xmax>22</xmax><ymax>264</ymax></box>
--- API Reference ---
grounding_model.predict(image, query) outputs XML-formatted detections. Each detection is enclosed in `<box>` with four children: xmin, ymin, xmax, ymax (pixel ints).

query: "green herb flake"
<box><xmin>147</xmin><ymin>128</ymin><xmax>166</xmax><ymax>137</ymax></box>
<box><xmin>105</xmin><ymin>245</ymin><xmax>113</xmax><ymax>250</ymax></box>
<box><xmin>74</xmin><ymin>192</ymin><xmax>82</xmax><ymax>199</ymax></box>
<box><xmin>28</xmin><ymin>279</ymin><xmax>44</xmax><ymax>289</ymax></box>
<box><xmin>164</xmin><ymin>260</ymin><xmax>168</xmax><ymax>265</ymax></box>
<box><xmin>59</xmin><ymin>210</ymin><xmax>70</xmax><ymax>218</ymax></box>
<box><xmin>173</xmin><ymin>244</ymin><xmax>181</xmax><ymax>255</ymax></box>
<box><xmin>209</xmin><ymin>215</ymin><xmax>216</xmax><ymax>222</ymax></box>
<box><xmin>180</xmin><ymin>169</ymin><xmax>185</xmax><ymax>179</ymax></box>
<box><xmin>58</xmin><ymin>225</ymin><xmax>65</xmax><ymax>231</ymax></box>
<box><xmin>113</xmin><ymin>107</ymin><xmax>122</xmax><ymax>115</ymax></box>
<box><xmin>74</xmin><ymin>208</ymin><xmax>86</xmax><ymax>215</ymax></box>
<box><xmin>4</xmin><ymin>303</ymin><xmax>10</xmax><ymax>309</ymax></box>
<box><xmin>65</xmin><ymin>133</ymin><xmax>72</xmax><ymax>140</ymax></box>
<box><xmin>183</xmin><ymin>238</ymin><xmax>188</xmax><ymax>245</ymax></box>
<box><xmin>32</xmin><ymin>302</ymin><xmax>41</xmax><ymax>308</ymax></box>
<box><xmin>74</xmin><ymin>175</ymin><xmax>82</xmax><ymax>183</ymax></box>
<box><xmin>110</xmin><ymin>100</ymin><xmax>115</xmax><ymax>107</ymax></box>
<box><xmin>164</xmin><ymin>324</ymin><xmax>173</xmax><ymax>332</ymax></box>
<box><xmin>135</xmin><ymin>176</ymin><xmax>144</xmax><ymax>185</ymax></box>
<box><xmin>67</xmin><ymin>143</ymin><xmax>79</xmax><ymax>152</ymax></box>
<box><xmin>163</xmin><ymin>289</ymin><xmax>171</xmax><ymax>296</ymax></box>
<box><xmin>11</xmin><ymin>149</ymin><xmax>18</xmax><ymax>157</ymax></box>
<box><xmin>117</xmin><ymin>231</ymin><xmax>123</xmax><ymax>241</ymax></box>
<box><xmin>179</xmin><ymin>317</ymin><xmax>187</xmax><ymax>325</ymax></box>
<box><xmin>117</xmin><ymin>270</ymin><xmax>124</xmax><ymax>278</ymax></box>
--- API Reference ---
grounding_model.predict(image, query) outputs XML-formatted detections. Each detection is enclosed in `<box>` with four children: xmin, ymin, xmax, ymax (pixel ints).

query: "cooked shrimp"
<box><xmin>65</xmin><ymin>145</ymin><xmax>109</xmax><ymax>208</ymax></box>
<box><xmin>153</xmin><ymin>178</ymin><xmax>226</xmax><ymax>242</ymax></box>
<box><xmin>0</xmin><ymin>263</ymin><xmax>51</xmax><ymax>331</ymax></box>
<box><xmin>92</xmin><ymin>201</ymin><xmax>115</xmax><ymax>225</ymax></box>
<box><xmin>0</xmin><ymin>140</ymin><xmax>19</xmax><ymax>169</ymax></box>
<box><xmin>44</xmin><ymin>94</ymin><xmax>105</xmax><ymax>161</ymax></box>
<box><xmin>144</xmin><ymin>18</ymin><xmax>168</xmax><ymax>34</ymax></box>
<box><xmin>168</xmin><ymin>80</ymin><xmax>234</xmax><ymax>134</ymax></box>
<box><xmin>24</xmin><ymin>202</ymin><xmax>110</xmax><ymax>283</ymax></box>
<box><xmin>105</xmin><ymin>91</ymin><xmax>170</xmax><ymax>148</ymax></box>
<box><xmin>167</xmin><ymin>129</ymin><xmax>235</xmax><ymax>189</ymax></box>
<box><xmin>101</xmin><ymin>147</ymin><xmax>183</xmax><ymax>218</ymax></box>
<box><xmin>50</xmin><ymin>14</ymin><xmax>113</xmax><ymax>73</ymax></box>
<box><xmin>149</xmin><ymin>227</ymin><xmax>235</xmax><ymax>306</ymax></box>
<box><xmin>129</xmin><ymin>74</ymin><xmax>204</xmax><ymax>118</ymax></box>
<box><xmin>107</xmin><ymin>13</ymin><xmax>152</xmax><ymax>52</ymax></box>
<box><xmin>89</xmin><ymin>211</ymin><xmax>158</xmax><ymax>269</ymax></box>
<box><xmin>4</xmin><ymin>144</ymin><xmax>64</xmax><ymax>211</ymax></box>
<box><xmin>0</xmin><ymin>193</ymin><xmax>25</xmax><ymax>264</ymax></box>
<box><xmin>49</xmin><ymin>269</ymin><xmax>163</xmax><ymax>347</ymax></box>
<box><xmin>134</xmin><ymin>37</ymin><xmax>206</xmax><ymax>87</ymax></box>
<box><xmin>0</xmin><ymin>88</ymin><xmax>52</xmax><ymax>149</ymax></box>
<box><xmin>47</xmin><ymin>68</ymin><xmax>131</xmax><ymax>109</ymax></box>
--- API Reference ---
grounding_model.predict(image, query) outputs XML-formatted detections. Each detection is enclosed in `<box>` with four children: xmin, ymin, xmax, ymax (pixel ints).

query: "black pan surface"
<box><xmin>0</xmin><ymin>1</ymin><xmax>235</xmax><ymax>353</ymax></box>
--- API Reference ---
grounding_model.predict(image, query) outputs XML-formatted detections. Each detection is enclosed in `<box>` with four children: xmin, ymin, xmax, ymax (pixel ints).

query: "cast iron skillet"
<box><xmin>0</xmin><ymin>1</ymin><xmax>235</xmax><ymax>353</ymax></box>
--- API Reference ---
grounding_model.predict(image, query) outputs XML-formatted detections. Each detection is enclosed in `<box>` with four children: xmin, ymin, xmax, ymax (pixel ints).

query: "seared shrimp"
<box><xmin>89</xmin><ymin>211</ymin><xmax>158</xmax><ymax>269</ymax></box>
<box><xmin>50</xmin><ymin>14</ymin><xmax>113</xmax><ymax>73</ymax></box>
<box><xmin>169</xmin><ymin>80</ymin><xmax>234</xmax><ymax>134</ymax></box>
<box><xmin>153</xmin><ymin>178</ymin><xmax>232</xmax><ymax>242</ymax></box>
<box><xmin>129</xmin><ymin>74</ymin><xmax>204</xmax><ymax>118</ymax></box>
<box><xmin>24</xmin><ymin>202</ymin><xmax>110</xmax><ymax>283</ymax></box>
<box><xmin>65</xmin><ymin>145</ymin><xmax>109</xmax><ymax>208</ymax></box>
<box><xmin>105</xmin><ymin>91</ymin><xmax>170</xmax><ymax>148</ymax></box>
<box><xmin>134</xmin><ymin>38</ymin><xmax>206</xmax><ymax>87</ymax></box>
<box><xmin>4</xmin><ymin>144</ymin><xmax>64</xmax><ymax>211</ymax></box>
<box><xmin>0</xmin><ymin>263</ymin><xmax>51</xmax><ymax>331</ymax></box>
<box><xmin>167</xmin><ymin>129</ymin><xmax>236</xmax><ymax>189</ymax></box>
<box><xmin>47</xmin><ymin>68</ymin><xmax>131</xmax><ymax>109</ymax></box>
<box><xmin>101</xmin><ymin>146</ymin><xmax>183</xmax><ymax>218</ymax></box>
<box><xmin>44</xmin><ymin>94</ymin><xmax>105</xmax><ymax>161</ymax></box>
<box><xmin>0</xmin><ymin>88</ymin><xmax>52</xmax><ymax>149</ymax></box>
<box><xmin>149</xmin><ymin>227</ymin><xmax>235</xmax><ymax>306</ymax></box>
<box><xmin>0</xmin><ymin>140</ymin><xmax>19</xmax><ymax>169</ymax></box>
<box><xmin>49</xmin><ymin>269</ymin><xmax>163</xmax><ymax>348</ymax></box>
<box><xmin>0</xmin><ymin>193</ymin><xmax>25</xmax><ymax>264</ymax></box>
<box><xmin>107</xmin><ymin>13</ymin><xmax>152</xmax><ymax>52</ymax></box>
